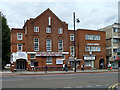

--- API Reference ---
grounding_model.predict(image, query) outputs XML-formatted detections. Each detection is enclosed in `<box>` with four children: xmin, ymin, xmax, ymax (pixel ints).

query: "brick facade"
<box><xmin>11</xmin><ymin>8</ymin><xmax>106</xmax><ymax>71</ymax></box>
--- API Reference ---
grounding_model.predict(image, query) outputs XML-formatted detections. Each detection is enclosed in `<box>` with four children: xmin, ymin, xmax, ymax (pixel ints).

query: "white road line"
<box><xmin>75</xmin><ymin>86</ymin><xmax>83</xmax><ymax>88</ymax></box>
<box><xmin>64</xmin><ymin>87</ymin><xmax>72</xmax><ymax>88</ymax></box>
<box><xmin>86</xmin><ymin>85</ymin><xmax>93</xmax><ymax>87</ymax></box>
<box><xmin>96</xmin><ymin>85</ymin><xmax>101</xmax><ymax>87</ymax></box>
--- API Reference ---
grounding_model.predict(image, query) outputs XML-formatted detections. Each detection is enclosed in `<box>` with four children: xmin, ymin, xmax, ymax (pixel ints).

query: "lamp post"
<box><xmin>73</xmin><ymin>12</ymin><xmax>80</xmax><ymax>72</ymax></box>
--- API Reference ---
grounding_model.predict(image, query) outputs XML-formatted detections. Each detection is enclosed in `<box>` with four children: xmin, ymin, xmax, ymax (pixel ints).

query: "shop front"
<box><xmin>83</xmin><ymin>55</ymin><xmax>96</xmax><ymax>69</ymax></box>
<box><xmin>11</xmin><ymin>52</ymin><xmax>27</xmax><ymax>71</ymax></box>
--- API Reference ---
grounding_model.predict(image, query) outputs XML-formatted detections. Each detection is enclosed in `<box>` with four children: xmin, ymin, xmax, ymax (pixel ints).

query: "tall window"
<box><xmin>34</xmin><ymin>26</ymin><xmax>39</xmax><ymax>32</ymax></box>
<box><xmin>46</xmin><ymin>27</ymin><xmax>51</xmax><ymax>33</ymax></box>
<box><xmin>48</xmin><ymin>17</ymin><xmax>51</xmax><ymax>26</ymax></box>
<box><xmin>46</xmin><ymin>57</ymin><xmax>52</xmax><ymax>64</ymax></box>
<box><xmin>46</xmin><ymin>39</ymin><xmax>51</xmax><ymax>51</ymax></box>
<box><xmin>17</xmin><ymin>33</ymin><xmax>22</xmax><ymax>40</ymax></box>
<box><xmin>85</xmin><ymin>46</ymin><xmax>101</xmax><ymax>52</ymax></box>
<box><xmin>17</xmin><ymin>44</ymin><xmax>23</xmax><ymax>51</ymax></box>
<box><xmin>25</xmin><ymin>27</ymin><xmax>27</xmax><ymax>34</ymax></box>
<box><xmin>70</xmin><ymin>34</ymin><xmax>74</xmax><ymax>41</ymax></box>
<box><xmin>58</xmin><ymin>40</ymin><xmax>63</xmax><ymax>51</ymax></box>
<box><xmin>34</xmin><ymin>38</ymin><xmax>39</xmax><ymax>51</ymax></box>
<box><xmin>70</xmin><ymin>46</ymin><xmax>74</xmax><ymax>56</ymax></box>
<box><xmin>58</xmin><ymin>28</ymin><xmax>63</xmax><ymax>34</ymax></box>
<box><xmin>85</xmin><ymin>34</ymin><xmax>100</xmax><ymax>40</ymax></box>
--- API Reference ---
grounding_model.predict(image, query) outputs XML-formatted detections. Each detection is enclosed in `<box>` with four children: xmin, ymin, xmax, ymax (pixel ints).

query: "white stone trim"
<box><xmin>62</xmin><ymin>52</ymin><xmax>69</xmax><ymax>54</ymax></box>
<box><xmin>27</xmin><ymin>52</ymin><xmax>36</xmax><ymax>54</ymax></box>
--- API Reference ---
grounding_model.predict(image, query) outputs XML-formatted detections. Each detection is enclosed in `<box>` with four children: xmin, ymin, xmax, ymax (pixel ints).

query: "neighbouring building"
<box><xmin>101</xmin><ymin>23</ymin><xmax>120</xmax><ymax>69</ymax></box>
<box><xmin>10</xmin><ymin>8</ymin><xmax>106</xmax><ymax>71</ymax></box>
<box><xmin>68</xmin><ymin>29</ymin><xmax>106</xmax><ymax>69</ymax></box>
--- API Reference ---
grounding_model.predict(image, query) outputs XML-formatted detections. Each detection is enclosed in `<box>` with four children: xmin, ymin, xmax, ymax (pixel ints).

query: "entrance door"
<box><xmin>16</xmin><ymin>59</ymin><xmax>26</xmax><ymax>70</ymax></box>
<box><xmin>91</xmin><ymin>61</ymin><xmax>94</xmax><ymax>68</ymax></box>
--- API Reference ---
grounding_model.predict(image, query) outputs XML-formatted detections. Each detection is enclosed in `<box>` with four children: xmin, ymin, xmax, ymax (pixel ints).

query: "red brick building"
<box><xmin>11</xmin><ymin>8</ymin><xmax>106</xmax><ymax>71</ymax></box>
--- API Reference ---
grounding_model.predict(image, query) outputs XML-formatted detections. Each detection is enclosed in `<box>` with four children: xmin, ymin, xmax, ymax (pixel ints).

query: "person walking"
<box><xmin>108</xmin><ymin>63</ymin><xmax>111</xmax><ymax>70</ymax></box>
<box><xmin>65</xmin><ymin>64</ymin><xmax>67</xmax><ymax>72</ymax></box>
<box><xmin>45</xmin><ymin>65</ymin><xmax>47</xmax><ymax>73</ymax></box>
<box><xmin>81</xmin><ymin>64</ymin><xmax>84</xmax><ymax>71</ymax></box>
<box><xmin>63</xmin><ymin>64</ymin><xmax>65</xmax><ymax>71</ymax></box>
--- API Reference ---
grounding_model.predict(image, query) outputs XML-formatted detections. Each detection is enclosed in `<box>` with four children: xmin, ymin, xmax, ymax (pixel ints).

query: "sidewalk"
<box><xmin>1</xmin><ymin>69</ymin><xmax>119</xmax><ymax>75</ymax></box>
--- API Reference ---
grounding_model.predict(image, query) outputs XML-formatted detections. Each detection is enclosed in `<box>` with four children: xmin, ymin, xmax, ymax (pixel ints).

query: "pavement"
<box><xmin>0</xmin><ymin>69</ymin><xmax>119</xmax><ymax>76</ymax></box>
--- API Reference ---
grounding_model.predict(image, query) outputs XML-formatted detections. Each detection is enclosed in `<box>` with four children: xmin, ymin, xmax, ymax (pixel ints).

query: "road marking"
<box><xmin>75</xmin><ymin>86</ymin><xmax>83</xmax><ymax>88</ymax></box>
<box><xmin>64</xmin><ymin>86</ymin><xmax>72</xmax><ymax>88</ymax></box>
<box><xmin>108</xmin><ymin>83</ymin><xmax>120</xmax><ymax>90</ymax></box>
<box><xmin>86</xmin><ymin>85</ymin><xmax>93</xmax><ymax>87</ymax></box>
<box><xmin>96</xmin><ymin>85</ymin><xmax>101</xmax><ymax>87</ymax></box>
<box><xmin>112</xmin><ymin>83</ymin><xmax>119</xmax><ymax>90</ymax></box>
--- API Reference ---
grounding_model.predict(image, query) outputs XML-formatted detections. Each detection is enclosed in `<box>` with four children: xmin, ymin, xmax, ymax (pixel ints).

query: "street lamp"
<box><xmin>73</xmin><ymin>12</ymin><xmax>80</xmax><ymax>72</ymax></box>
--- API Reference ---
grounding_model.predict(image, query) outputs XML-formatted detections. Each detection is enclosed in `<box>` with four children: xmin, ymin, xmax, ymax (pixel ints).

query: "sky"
<box><xmin>0</xmin><ymin>0</ymin><xmax>119</xmax><ymax>30</ymax></box>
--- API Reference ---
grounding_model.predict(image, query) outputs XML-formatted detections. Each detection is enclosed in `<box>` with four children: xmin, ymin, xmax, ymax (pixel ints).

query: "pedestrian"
<box><xmin>108</xmin><ymin>63</ymin><xmax>111</xmax><ymax>70</ymax></box>
<box><xmin>81</xmin><ymin>64</ymin><xmax>84</xmax><ymax>71</ymax></box>
<box><xmin>65</xmin><ymin>64</ymin><xmax>67</xmax><ymax>72</ymax></box>
<box><xmin>45</xmin><ymin>65</ymin><xmax>47</xmax><ymax>73</ymax></box>
<box><xmin>63</xmin><ymin>64</ymin><xmax>65</xmax><ymax>71</ymax></box>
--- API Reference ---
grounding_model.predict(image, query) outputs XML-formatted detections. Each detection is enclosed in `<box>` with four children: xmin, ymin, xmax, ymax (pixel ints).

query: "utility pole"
<box><xmin>73</xmin><ymin>12</ymin><xmax>76</xmax><ymax>72</ymax></box>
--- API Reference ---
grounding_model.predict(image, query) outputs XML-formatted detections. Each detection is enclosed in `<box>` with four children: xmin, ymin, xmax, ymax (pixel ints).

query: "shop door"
<box><xmin>16</xmin><ymin>59</ymin><xmax>26</xmax><ymax>70</ymax></box>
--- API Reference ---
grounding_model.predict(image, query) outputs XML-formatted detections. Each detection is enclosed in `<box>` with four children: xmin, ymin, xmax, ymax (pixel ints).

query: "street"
<box><xmin>1</xmin><ymin>72</ymin><xmax>119</xmax><ymax>89</ymax></box>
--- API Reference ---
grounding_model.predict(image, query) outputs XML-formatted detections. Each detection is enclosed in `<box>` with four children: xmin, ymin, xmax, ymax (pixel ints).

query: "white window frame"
<box><xmin>46</xmin><ymin>57</ymin><xmax>52</xmax><ymax>64</ymax></box>
<box><xmin>58</xmin><ymin>40</ymin><xmax>63</xmax><ymax>51</ymax></box>
<box><xmin>46</xmin><ymin>27</ymin><xmax>51</xmax><ymax>33</ymax></box>
<box><xmin>70</xmin><ymin>34</ymin><xmax>74</xmax><ymax>41</ymax></box>
<box><xmin>34</xmin><ymin>38</ymin><xmax>39</xmax><ymax>51</ymax></box>
<box><xmin>17</xmin><ymin>33</ymin><xmax>22</xmax><ymax>40</ymax></box>
<box><xmin>85</xmin><ymin>34</ymin><xmax>100</xmax><ymax>40</ymax></box>
<box><xmin>46</xmin><ymin>39</ymin><xmax>52</xmax><ymax>51</ymax></box>
<box><xmin>17</xmin><ymin>44</ymin><xmax>23</xmax><ymax>51</ymax></box>
<box><xmin>48</xmin><ymin>17</ymin><xmax>51</xmax><ymax>26</ymax></box>
<box><xmin>58</xmin><ymin>28</ymin><xmax>63</xmax><ymax>34</ymax></box>
<box><xmin>70</xmin><ymin>46</ymin><xmax>74</xmax><ymax>56</ymax></box>
<box><xmin>34</xmin><ymin>26</ymin><xmax>39</xmax><ymax>32</ymax></box>
<box><xmin>85</xmin><ymin>46</ymin><xmax>101</xmax><ymax>52</ymax></box>
<box><xmin>30</xmin><ymin>54</ymin><xmax>36</xmax><ymax>59</ymax></box>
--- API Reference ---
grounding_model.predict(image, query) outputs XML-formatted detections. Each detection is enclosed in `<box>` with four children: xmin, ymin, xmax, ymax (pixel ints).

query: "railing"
<box><xmin>27</xmin><ymin>65</ymin><xmax>73</xmax><ymax>71</ymax></box>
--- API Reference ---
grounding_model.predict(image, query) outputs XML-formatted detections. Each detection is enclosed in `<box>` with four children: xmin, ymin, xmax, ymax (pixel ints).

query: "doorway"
<box><xmin>99</xmin><ymin>59</ymin><xmax>104</xmax><ymax>69</ymax></box>
<box><xmin>16</xmin><ymin>59</ymin><xmax>26</xmax><ymax>70</ymax></box>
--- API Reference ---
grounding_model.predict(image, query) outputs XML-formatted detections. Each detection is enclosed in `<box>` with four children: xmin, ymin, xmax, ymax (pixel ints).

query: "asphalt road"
<box><xmin>1</xmin><ymin>72</ymin><xmax>119</xmax><ymax>89</ymax></box>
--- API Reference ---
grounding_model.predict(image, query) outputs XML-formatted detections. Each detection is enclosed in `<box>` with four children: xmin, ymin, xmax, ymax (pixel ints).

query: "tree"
<box><xmin>1</xmin><ymin>13</ymin><xmax>10</xmax><ymax>69</ymax></box>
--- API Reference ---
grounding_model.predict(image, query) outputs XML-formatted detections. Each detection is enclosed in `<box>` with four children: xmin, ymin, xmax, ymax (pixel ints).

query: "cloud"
<box><xmin>0</xmin><ymin>1</ymin><xmax>118</xmax><ymax>30</ymax></box>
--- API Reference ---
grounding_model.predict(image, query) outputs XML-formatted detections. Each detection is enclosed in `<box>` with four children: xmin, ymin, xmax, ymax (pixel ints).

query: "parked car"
<box><xmin>5</xmin><ymin>64</ymin><xmax>10</xmax><ymax>69</ymax></box>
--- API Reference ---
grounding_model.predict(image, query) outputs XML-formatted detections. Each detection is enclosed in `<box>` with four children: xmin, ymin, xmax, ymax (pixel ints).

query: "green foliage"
<box><xmin>2</xmin><ymin>13</ymin><xmax>11</xmax><ymax>68</ymax></box>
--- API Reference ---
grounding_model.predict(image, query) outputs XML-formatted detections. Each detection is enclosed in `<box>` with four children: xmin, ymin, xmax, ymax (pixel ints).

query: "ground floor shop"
<box><xmin>10</xmin><ymin>52</ymin><xmax>106</xmax><ymax>71</ymax></box>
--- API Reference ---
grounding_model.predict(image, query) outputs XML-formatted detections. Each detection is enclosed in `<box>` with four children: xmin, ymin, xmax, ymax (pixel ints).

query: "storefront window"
<box><xmin>85</xmin><ymin>61</ymin><xmax>91</xmax><ymax>66</ymax></box>
<box><xmin>46</xmin><ymin>57</ymin><xmax>52</xmax><ymax>64</ymax></box>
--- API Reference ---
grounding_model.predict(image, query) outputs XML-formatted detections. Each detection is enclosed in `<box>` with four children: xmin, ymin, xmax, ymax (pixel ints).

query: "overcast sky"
<box><xmin>0</xmin><ymin>0</ymin><xmax>119</xmax><ymax>30</ymax></box>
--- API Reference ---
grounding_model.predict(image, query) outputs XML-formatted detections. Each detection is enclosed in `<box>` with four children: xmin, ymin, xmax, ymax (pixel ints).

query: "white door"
<box><xmin>91</xmin><ymin>61</ymin><xmax>94</xmax><ymax>68</ymax></box>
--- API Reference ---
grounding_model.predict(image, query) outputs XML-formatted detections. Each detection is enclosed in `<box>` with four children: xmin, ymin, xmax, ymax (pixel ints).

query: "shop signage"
<box><xmin>36</xmin><ymin>52</ymin><xmax>62</xmax><ymax>56</ymax></box>
<box><xmin>87</xmin><ymin>43</ymin><xmax>99</xmax><ymax>46</ymax></box>
<box><xmin>16</xmin><ymin>52</ymin><xmax>27</xmax><ymax>60</ymax></box>
<box><xmin>84</xmin><ymin>56</ymin><xmax>95</xmax><ymax>60</ymax></box>
<box><xmin>56</xmin><ymin>59</ymin><xmax>63</xmax><ymax>64</ymax></box>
